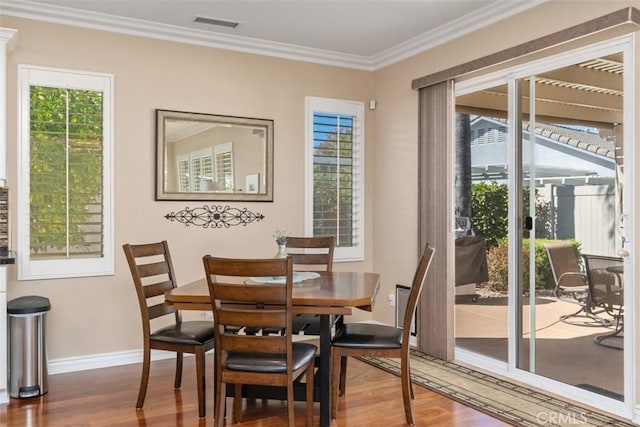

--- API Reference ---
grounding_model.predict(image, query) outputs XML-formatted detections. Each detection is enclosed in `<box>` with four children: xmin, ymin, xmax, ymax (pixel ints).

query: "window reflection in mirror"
<box><xmin>156</xmin><ymin>110</ymin><xmax>273</xmax><ymax>201</ymax></box>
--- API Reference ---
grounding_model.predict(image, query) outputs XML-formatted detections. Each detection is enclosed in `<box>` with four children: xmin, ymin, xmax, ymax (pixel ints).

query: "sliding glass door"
<box><xmin>454</xmin><ymin>38</ymin><xmax>632</xmax><ymax>416</ymax></box>
<box><xmin>515</xmin><ymin>61</ymin><xmax>625</xmax><ymax>398</ymax></box>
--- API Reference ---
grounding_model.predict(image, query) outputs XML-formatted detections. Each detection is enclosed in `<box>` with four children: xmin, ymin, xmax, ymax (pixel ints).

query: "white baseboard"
<box><xmin>48</xmin><ymin>349</ymin><xmax>202</xmax><ymax>375</ymax></box>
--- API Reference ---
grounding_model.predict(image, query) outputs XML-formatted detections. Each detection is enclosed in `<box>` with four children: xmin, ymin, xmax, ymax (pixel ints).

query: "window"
<box><xmin>305</xmin><ymin>97</ymin><xmax>364</xmax><ymax>261</ymax></box>
<box><xmin>477</xmin><ymin>128</ymin><xmax>487</xmax><ymax>144</ymax></box>
<box><xmin>176</xmin><ymin>148</ymin><xmax>214</xmax><ymax>192</ymax></box>
<box><xmin>17</xmin><ymin>65</ymin><xmax>114</xmax><ymax>280</ymax></box>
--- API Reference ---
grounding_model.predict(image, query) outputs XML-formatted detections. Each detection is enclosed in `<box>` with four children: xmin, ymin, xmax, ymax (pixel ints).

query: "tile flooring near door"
<box><xmin>456</xmin><ymin>294</ymin><xmax>623</xmax><ymax>399</ymax></box>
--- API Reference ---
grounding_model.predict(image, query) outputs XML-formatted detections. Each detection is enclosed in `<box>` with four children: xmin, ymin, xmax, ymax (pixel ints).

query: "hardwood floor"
<box><xmin>2</xmin><ymin>355</ymin><xmax>509</xmax><ymax>426</ymax></box>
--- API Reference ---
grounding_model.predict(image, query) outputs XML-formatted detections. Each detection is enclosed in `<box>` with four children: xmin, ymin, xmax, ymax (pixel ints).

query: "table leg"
<box><xmin>319</xmin><ymin>314</ymin><xmax>331</xmax><ymax>427</ymax></box>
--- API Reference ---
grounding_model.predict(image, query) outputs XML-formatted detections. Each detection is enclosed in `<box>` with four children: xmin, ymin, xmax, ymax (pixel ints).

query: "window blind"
<box><xmin>312</xmin><ymin>112</ymin><xmax>360</xmax><ymax>248</ymax></box>
<box><xmin>215</xmin><ymin>145</ymin><xmax>233</xmax><ymax>190</ymax></box>
<box><xmin>29</xmin><ymin>86</ymin><xmax>104</xmax><ymax>259</ymax></box>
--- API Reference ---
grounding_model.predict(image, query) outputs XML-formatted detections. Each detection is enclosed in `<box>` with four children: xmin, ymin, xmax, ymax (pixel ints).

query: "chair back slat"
<box><xmin>213</xmin><ymin>282</ymin><xmax>286</xmax><ymax>304</ymax></box>
<box><xmin>137</xmin><ymin>261</ymin><xmax>171</xmax><ymax>279</ymax></box>
<box><xmin>148</xmin><ymin>302</ymin><xmax>175</xmax><ymax>320</ymax></box>
<box><xmin>401</xmin><ymin>245</ymin><xmax>435</xmax><ymax>341</ymax></box>
<box><xmin>142</xmin><ymin>280</ymin><xmax>175</xmax><ymax>299</ymax></box>
<box><xmin>207</xmin><ymin>258</ymin><xmax>289</xmax><ymax>277</ymax></box>
<box><xmin>126</xmin><ymin>241</ymin><xmax>167</xmax><ymax>258</ymax></box>
<box><xmin>286</xmin><ymin>236</ymin><xmax>335</xmax><ymax>271</ymax></box>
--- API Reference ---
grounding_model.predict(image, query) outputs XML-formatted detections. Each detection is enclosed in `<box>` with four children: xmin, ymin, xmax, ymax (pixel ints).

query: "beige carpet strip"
<box><xmin>360</xmin><ymin>350</ymin><xmax>634</xmax><ymax>427</ymax></box>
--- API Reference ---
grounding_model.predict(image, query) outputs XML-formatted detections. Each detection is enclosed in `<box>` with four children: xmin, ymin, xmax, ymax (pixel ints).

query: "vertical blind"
<box><xmin>29</xmin><ymin>86</ymin><xmax>104</xmax><ymax>259</ymax></box>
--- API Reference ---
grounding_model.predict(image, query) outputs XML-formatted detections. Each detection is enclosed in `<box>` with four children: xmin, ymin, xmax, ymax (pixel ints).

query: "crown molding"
<box><xmin>1</xmin><ymin>0</ymin><xmax>546</xmax><ymax>71</ymax></box>
<box><xmin>0</xmin><ymin>28</ymin><xmax>17</xmax><ymax>44</ymax></box>
<box><xmin>371</xmin><ymin>0</ymin><xmax>547</xmax><ymax>70</ymax></box>
<box><xmin>0</xmin><ymin>0</ymin><xmax>374</xmax><ymax>70</ymax></box>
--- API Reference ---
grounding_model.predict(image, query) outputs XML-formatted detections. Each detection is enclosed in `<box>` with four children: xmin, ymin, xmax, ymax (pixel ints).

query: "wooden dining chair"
<box><xmin>285</xmin><ymin>236</ymin><xmax>335</xmax><ymax>271</ymax></box>
<box><xmin>203</xmin><ymin>255</ymin><xmax>317</xmax><ymax>427</ymax></box>
<box><xmin>285</xmin><ymin>236</ymin><xmax>336</xmax><ymax>335</ymax></box>
<box><xmin>330</xmin><ymin>245</ymin><xmax>435</xmax><ymax>425</ymax></box>
<box><xmin>123</xmin><ymin>241</ymin><xmax>215</xmax><ymax>418</ymax></box>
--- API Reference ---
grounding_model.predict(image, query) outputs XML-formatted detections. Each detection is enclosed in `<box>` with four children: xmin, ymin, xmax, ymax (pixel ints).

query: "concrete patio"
<box><xmin>456</xmin><ymin>294</ymin><xmax>623</xmax><ymax>398</ymax></box>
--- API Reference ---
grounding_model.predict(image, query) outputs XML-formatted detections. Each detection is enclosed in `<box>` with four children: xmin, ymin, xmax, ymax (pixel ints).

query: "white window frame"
<box><xmin>17</xmin><ymin>65</ymin><xmax>114</xmax><ymax>280</ymax></box>
<box><xmin>304</xmin><ymin>96</ymin><xmax>365</xmax><ymax>261</ymax></box>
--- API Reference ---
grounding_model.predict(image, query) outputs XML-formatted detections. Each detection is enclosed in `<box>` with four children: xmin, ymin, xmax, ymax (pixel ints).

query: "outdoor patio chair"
<box><xmin>582</xmin><ymin>254</ymin><xmax>624</xmax><ymax>349</ymax></box>
<box><xmin>544</xmin><ymin>242</ymin><xmax>595</xmax><ymax>325</ymax></box>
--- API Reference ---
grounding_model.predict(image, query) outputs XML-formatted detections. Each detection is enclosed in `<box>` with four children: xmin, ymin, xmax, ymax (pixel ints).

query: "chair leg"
<box><xmin>305</xmin><ymin>362</ymin><xmax>315</xmax><ymax>427</ymax></box>
<box><xmin>214</xmin><ymin>371</ymin><xmax>225</xmax><ymax>427</ymax></box>
<box><xmin>233</xmin><ymin>384</ymin><xmax>243</xmax><ymax>422</ymax></box>
<box><xmin>339</xmin><ymin>355</ymin><xmax>347</xmax><ymax>396</ymax></box>
<box><xmin>194</xmin><ymin>349</ymin><xmax>206</xmax><ymax>418</ymax></box>
<box><xmin>594</xmin><ymin>313</ymin><xmax>624</xmax><ymax>349</ymax></box>
<box><xmin>331</xmin><ymin>348</ymin><xmax>342</xmax><ymax>420</ymax></box>
<box><xmin>400</xmin><ymin>351</ymin><xmax>415</xmax><ymax>425</ymax></box>
<box><xmin>136</xmin><ymin>346</ymin><xmax>151</xmax><ymax>409</ymax></box>
<box><xmin>174</xmin><ymin>352</ymin><xmax>183</xmax><ymax>388</ymax></box>
<box><xmin>408</xmin><ymin>349</ymin><xmax>414</xmax><ymax>399</ymax></box>
<box><xmin>287</xmin><ymin>377</ymin><xmax>295</xmax><ymax>427</ymax></box>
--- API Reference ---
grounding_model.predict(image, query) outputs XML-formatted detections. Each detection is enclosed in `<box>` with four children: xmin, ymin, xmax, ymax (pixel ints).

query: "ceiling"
<box><xmin>0</xmin><ymin>0</ymin><xmax>545</xmax><ymax>69</ymax></box>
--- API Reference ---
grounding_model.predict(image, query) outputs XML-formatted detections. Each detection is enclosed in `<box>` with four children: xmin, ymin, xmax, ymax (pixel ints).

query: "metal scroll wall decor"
<box><xmin>165</xmin><ymin>205</ymin><xmax>265</xmax><ymax>228</ymax></box>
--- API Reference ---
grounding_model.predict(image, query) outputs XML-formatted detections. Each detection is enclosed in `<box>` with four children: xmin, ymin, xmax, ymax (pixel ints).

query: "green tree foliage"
<box><xmin>471</xmin><ymin>181</ymin><xmax>555</xmax><ymax>248</ymax></box>
<box><xmin>29</xmin><ymin>86</ymin><xmax>103</xmax><ymax>256</ymax></box>
<box><xmin>471</xmin><ymin>181</ymin><xmax>563</xmax><ymax>292</ymax></box>
<box><xmin>470</xmin><ymin>181</ymin><xmax>509</xmax><ymax>247</ymax></box>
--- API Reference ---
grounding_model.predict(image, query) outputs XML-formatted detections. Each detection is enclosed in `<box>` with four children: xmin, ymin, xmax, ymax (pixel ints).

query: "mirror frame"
<box><xmin>155</xmin><ymin>109</ymin><xmax>274</xmax><ymax>202</ymax></box>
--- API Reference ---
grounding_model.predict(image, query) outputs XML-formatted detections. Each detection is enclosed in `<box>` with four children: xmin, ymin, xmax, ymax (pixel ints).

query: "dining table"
<box><xmin>165</xmin><ymin>270</ymin><xmax>381</xmax><ymax>427</ymax></box>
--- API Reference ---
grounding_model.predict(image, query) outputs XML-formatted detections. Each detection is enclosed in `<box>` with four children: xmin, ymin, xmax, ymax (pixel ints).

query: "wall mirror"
<box><xmin>156</xmin><ymin>109</ymin><xmax>273</xmax><ymax>201</ymax></box>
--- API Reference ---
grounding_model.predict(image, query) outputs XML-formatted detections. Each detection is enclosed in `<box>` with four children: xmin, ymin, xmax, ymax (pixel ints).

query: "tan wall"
<box><xmin>2</xmin><ymin>17</ymin><xmax>375</xmax><ymax>360</ymax></box>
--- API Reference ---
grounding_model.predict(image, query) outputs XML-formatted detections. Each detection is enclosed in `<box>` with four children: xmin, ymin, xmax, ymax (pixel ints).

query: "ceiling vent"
<box><xmin>194</xmin><ymin>16</ymin><xmax>240</xmax><ymax>29</ymax></box>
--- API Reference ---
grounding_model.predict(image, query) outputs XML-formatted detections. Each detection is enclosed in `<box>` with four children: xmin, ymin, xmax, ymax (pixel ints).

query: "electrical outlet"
<box><xmin>387</xmin><ymin>293</ymin><xmax>395</xmax><ymax>307</ymax></box>
<box><xmin>203</xmin><ymin>311</ymin><xmax>213</xmax><ymax>319</ymax></box>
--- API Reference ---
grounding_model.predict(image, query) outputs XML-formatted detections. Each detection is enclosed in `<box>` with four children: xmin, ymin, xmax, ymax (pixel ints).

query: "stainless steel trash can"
<box><xmin>8</xmin><ymin>295</ymin><xmax>51</xmax><ymax>399</ymax></box>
